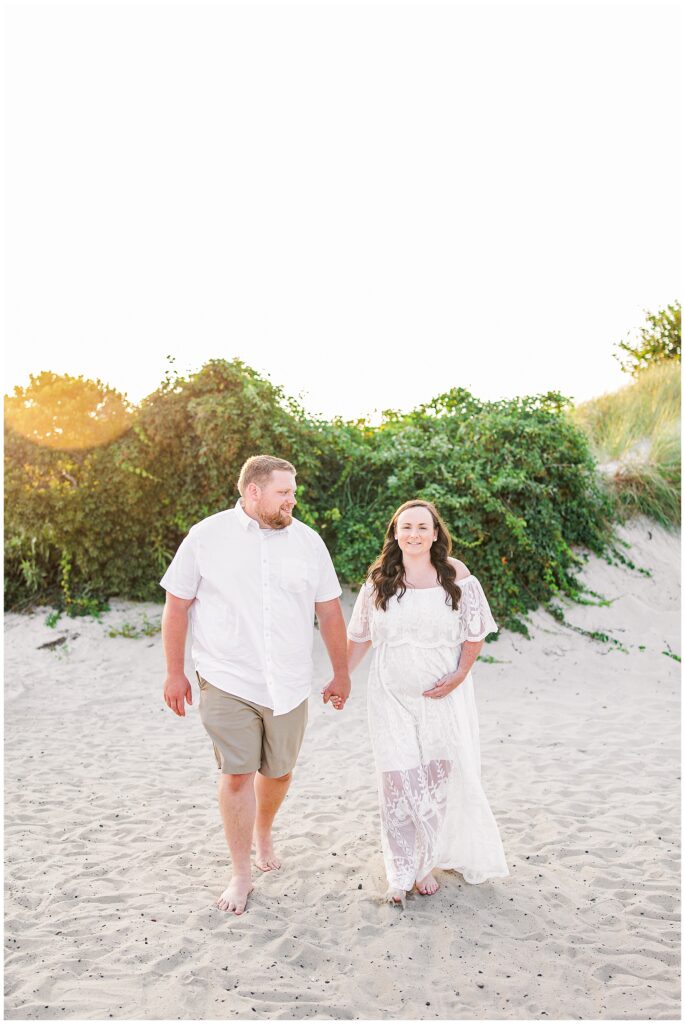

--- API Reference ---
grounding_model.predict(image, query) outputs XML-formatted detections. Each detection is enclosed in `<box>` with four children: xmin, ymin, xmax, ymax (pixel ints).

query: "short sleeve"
<box><xmin>159</xmin><ymin>533</ymin><xmax>201</xmax><ymax>600</ymax></box>
<box><xmin>314</xmin><ymin>539</ymin><xmax>342</xmax><ymax>603</ymax></box>
<box><xmin>347</xmin><ymin>582</ymin><xmax>372</xmax><ymax>643</ymax></box>
<box><xmin>459</xmin><ymin>576</ymin><xmax>498</xmax><ymax>642</ymax></box>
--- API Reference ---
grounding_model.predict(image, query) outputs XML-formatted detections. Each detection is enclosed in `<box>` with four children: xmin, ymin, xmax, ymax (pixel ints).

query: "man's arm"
<box><xmin>316</xmin><ymin>598</ymin><xmax>352</xmax><ymax>711</ymax></box>
<box><xmin>162</xmin><ymin>592</ymin><xmax>195</xmax><ymax>717</ymax></box>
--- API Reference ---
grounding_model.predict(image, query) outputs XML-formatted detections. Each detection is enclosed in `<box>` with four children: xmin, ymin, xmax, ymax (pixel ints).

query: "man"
<box><xmin>161</xmin><ymin>454</ymin><xmax>351</xmax><ymax>916</ymax></box>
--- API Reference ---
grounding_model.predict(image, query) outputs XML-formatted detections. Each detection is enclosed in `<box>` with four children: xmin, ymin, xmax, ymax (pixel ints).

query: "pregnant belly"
<box><xmin>376</xmin><ymin>644</ymin><xmax>460</xmax><ymax>696</ymax></box>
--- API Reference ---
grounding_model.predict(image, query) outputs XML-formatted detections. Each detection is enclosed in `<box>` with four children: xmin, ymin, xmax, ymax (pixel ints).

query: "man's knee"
<box><xmin>260</xmin><ymin>770</ymin><xmax>291</xmax><ymax>784</ymax></box>
<box><xmin>220</xmin><ymin>772</ymin><xmax>255</xmax><ymax>794</ymax></box>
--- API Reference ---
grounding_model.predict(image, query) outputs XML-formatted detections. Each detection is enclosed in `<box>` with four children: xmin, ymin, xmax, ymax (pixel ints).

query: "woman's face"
<box><xmin>394</xmin><ymin>506</ymin><xmax>438</xmax><ymax>556</ymax></box>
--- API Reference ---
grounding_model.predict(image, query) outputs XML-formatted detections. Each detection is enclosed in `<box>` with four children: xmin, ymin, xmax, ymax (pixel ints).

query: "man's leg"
<box><xmin>253</xmin><ymin>772</ymin><xmax>292</xmax><ymax>871</ymax></box>
<box><xmin>255</xmin><ymin>698</ymin><xmax>308</xmax><ymax>871</ymax></box>
<box><xmin>198</xmin><ymin>679</ymin><xmax>264</xmax><ymax>913</ymax></box>
<box><xmin>216</xmin><ymin>771</ymin><xmax>256</xmax><ymax>914</ymax></box>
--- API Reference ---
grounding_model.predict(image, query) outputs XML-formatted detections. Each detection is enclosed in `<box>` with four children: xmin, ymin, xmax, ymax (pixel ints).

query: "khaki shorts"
<box><xmin>197</xmin><ymin>675</ymin><xmax>308</xmax><ymax>777</ymax></box>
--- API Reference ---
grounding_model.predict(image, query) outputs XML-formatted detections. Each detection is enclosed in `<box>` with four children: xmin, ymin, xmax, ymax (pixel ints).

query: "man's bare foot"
<box><xmin>254</xmin><ymin>831</ymin><xmax>281</xmax><ymax>871</ymax></box>
<box><xmin>415</xmin><ymin>872</ymin><xmax>439</xmax><ymax>896</ymax></box>
<box><xmin>216</xmin><ymin>875</ymin><xmax>253</xmax><ymax>915</ymax></box>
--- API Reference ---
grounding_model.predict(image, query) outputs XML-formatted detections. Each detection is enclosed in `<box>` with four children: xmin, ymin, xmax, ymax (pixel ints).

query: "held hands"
<box><xmin>321</xmin><ymin>673</ymin><xmax>352</xmax><ymax>711</ymax></box>
<box><xmin>164</xmin><ymin>673</ymin><xmax>193</xmax><ymax>717</ymax></box>
<box><xmin>422</xmin><ymin>670</ymin><xmax>466</xmax><ymax>700</ymax></box>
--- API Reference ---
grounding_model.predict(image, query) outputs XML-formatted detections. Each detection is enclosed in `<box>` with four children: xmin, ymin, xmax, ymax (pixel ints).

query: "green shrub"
<box><xmin>614</xmin><ymin>302</ymin><xmax>681</xmax><ymax>377</ymax></box>
<box><xmin>321</xmin><ymin>389</ymin><xmax>615</xmax><ymax>633</ymax></box>
<box><xmin>5</xmin><ymin>361</ymin><xmax>619</xmax><ymax>633</ymax></box>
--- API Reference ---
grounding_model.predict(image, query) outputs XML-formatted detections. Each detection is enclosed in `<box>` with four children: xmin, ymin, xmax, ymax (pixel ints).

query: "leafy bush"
<box><xmin>5</xmin><ymin>361</ymin><xmax>618</xmax><ymax>634</ymax></box>
<box><xmin>4</xmin><ymin>360</ymin><xmax>334</xmax><ymax>608</ymax></box>
<box><xmin>320</xmin><ymin>389</ymin><xmax>615</xmax><ymax>633</ymax></box>
<box><xmin>614</xmin><ymin>302</ymin><xmax>681</xmax><ymax>377</ymax></box>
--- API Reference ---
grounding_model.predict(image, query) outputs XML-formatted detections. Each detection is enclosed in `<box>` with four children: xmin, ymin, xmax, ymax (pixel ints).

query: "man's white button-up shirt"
<box><xmin>160</xmin><ymin>501</ymin><xmax>342</xmax><ymax>716</ymax></box>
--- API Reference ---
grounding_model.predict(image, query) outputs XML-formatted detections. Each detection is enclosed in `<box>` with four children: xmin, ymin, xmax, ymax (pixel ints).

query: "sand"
<box><xmin>4</xmin><ymin>519</ymin><xmax>681</xmax><ymax>1020</ymax></box>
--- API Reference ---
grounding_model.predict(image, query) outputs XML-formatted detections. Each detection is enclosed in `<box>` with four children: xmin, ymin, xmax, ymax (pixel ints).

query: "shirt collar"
<box><xmin>235</xmin><ymin>499</ymin><xmax>260</xmax><ymax>532</ymax></box>
<box><xmin>234</xmin><ymin>499</ymin><xmax>292</xmax><ymax>535</ymax></box>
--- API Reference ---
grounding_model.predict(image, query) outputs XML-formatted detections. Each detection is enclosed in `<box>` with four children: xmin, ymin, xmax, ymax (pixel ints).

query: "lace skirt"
<box><xmin>367</xmin><ymin>643</ymin><xmax>509</xmax><ymax>891</ymax></box>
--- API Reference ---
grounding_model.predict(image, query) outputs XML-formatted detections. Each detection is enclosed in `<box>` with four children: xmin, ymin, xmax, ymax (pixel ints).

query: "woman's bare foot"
<box><xmin>216</xmin><ymin>875</ymin><xmax>253</xmax><ymax>914</ymax></box>
<box><xmin>385</xmin><ymin>887</ymin><xmax>406</xmax><ymax>906</ymax></box>
<box><xmin>253</xmin><ymin>830</ymin><xmax>281</xmax><ymax>871</ymax></box>
<box><xmin>415</xmin><ymin>872</ymin><xmax>439</xmax><ymax>896</ymax></box>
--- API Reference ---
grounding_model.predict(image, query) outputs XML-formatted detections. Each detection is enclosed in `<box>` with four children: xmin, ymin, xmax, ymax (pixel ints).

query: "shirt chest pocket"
<box><xmin>279</xmin><ymin>557</ymin><xmax>312</xmax><ymax>594</ymax></box>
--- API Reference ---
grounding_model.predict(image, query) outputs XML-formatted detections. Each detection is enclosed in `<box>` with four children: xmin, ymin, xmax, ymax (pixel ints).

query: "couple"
<box><xmin>161</xmin><ymin>454</ymin><xmax>508</xmax><ymax>914</ymax></box>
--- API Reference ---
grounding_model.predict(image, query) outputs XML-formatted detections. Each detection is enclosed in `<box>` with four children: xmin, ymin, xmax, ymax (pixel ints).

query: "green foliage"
<box><xmin>321</xmin><ymin>388</ymin><xmax>615</xmax><ymax>633</ymax></box>
<box><xmin>5</xmin><ymin>371</ymin><xmax>132</xmax><ymax>449</ymax></box>
<box><xmin>5</xmin><ymin>359</ymin><xmax>620</xmax><ymax>633</ymax></box>
<box><xmin>615</xmin><ymin>302</ymin><xmax>681</xmax><ymax>377</ymax></box>
<box><xmin>109</xmin><ymin>610</ymin><xmax>162</xmax><ymax>634</ymax></box>
<box><xmin>572</xmin><ymin>361</ymin><xmax>680</xmax><ymax>527</ymax></box>
<box><xmin>108</xmin><ymin>613</ymin><xmax>161</xmax><ymax>639</ymax></box>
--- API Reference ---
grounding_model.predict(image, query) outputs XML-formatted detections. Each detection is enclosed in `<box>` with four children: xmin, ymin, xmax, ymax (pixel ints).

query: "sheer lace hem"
<box><xmin>436</xmin><ymin>863</ymin><xmax>510</xmax><ymax>885</ymax></box>
<box><xmin>460</xmin><ymin>631</ymin><xmax>495</xmax><ymax>644</ymax></box>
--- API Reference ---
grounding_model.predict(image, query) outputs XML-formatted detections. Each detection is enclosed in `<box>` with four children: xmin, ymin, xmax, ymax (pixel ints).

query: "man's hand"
<box><xmin>422</xmin><ymin>671</ymin><xmax>466</xmax><ymax>700</ymax></box>
<box><xmin>321</xmin><ymin>673</ymin><xmax>351</xmax><ymax>711</ymax></box>
<box><xmin>164</xmin><ymin>673</ymin><xmax>193</xmax><ymax>716</ymax></box>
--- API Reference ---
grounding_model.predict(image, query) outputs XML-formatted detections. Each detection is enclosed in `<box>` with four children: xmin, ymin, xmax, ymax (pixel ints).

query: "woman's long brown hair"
<box><xmin>368</xmin><ymin>499</ymin><xmax>462</xmax><ymax>611</ymax></box>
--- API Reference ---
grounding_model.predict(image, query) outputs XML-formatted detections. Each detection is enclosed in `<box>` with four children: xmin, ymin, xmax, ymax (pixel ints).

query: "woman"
<box><xmin>345</xmin><ymin>499</ymin><xmax>509</xmax><ymax>903</ymax></box>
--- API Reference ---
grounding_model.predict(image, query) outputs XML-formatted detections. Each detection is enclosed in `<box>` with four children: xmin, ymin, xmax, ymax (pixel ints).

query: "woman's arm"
<box><xmin>347</xmin><ymin>637</ymin><xmax>372</xmax><ymax>673</ymax></box>
<box><xmin>422</xmin><ymin>639</ymin><xmax>483</xmax><ymax>699</ymax></box>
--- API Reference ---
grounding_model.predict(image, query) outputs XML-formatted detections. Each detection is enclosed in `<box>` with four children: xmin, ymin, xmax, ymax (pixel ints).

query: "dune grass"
<box><xmin>572</xmin><ymin>361</ymin><xmax>681</xmax><ymax>527</ymax></box>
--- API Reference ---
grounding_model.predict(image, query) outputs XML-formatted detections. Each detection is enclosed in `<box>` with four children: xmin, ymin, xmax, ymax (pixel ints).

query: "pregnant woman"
<box><xmin>346</xmin><ymin>499</ymin><xmax>509</xmax><ymax>903</ymax></box>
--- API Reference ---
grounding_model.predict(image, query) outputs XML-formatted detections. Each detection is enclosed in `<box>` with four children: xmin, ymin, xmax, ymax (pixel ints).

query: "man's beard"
<box><xmin>257</xmin><ymin>503</ymin><xmax>293</xmax><ymax>530</ymax></box>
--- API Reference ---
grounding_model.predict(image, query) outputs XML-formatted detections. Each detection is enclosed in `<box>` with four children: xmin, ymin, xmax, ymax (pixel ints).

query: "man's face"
<box><xmin>253</xmin><ymin>470</ymin><xmax>297</xmax><ymax>529</ymax></box>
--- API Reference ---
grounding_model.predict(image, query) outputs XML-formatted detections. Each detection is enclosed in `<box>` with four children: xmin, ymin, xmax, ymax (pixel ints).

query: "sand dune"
<box><xmin>4</xmin><ymin>519</ymin><xmax>680</xmax><ymax>1020</ymax></box>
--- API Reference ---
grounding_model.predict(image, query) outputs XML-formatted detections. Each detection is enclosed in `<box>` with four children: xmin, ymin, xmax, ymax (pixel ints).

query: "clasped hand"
<box><xmin>321</xmin><ymin>673</ymin><xmax>352</xmax><ymax>711</ymax></box>
<box><xmin>422</xmin><ymin>670</ymin><xmax>466</xmax><ymax>700</ymax></box>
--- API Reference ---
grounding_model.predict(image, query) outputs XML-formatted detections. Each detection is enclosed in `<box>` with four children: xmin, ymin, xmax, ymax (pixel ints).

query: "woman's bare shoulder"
<box><xmin>448</xmin><ymin>556</ymin><xmax>471</xmax><ymax>582</ymax></box>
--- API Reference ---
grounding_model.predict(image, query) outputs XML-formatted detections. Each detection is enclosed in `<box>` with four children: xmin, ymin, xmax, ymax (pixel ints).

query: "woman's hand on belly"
<box><xmin>422</xmin><ymin>669</ymin><xmax>467</xmax><ymax>699</ymax></box>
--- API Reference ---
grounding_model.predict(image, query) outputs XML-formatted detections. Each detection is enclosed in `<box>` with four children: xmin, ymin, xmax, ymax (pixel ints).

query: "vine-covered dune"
<box><xmin>4</xmin><ymin>519</ymin><xmax>680</xmax><ymax>1020</ymax></box>
<box><xmin>5</xmin><ymin>361</ymin><xmax>617</xmax><ymax>634</ymax></box>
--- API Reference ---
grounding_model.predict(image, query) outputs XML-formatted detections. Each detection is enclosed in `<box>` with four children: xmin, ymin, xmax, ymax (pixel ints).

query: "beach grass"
<box><xmin>572</xmin><ymin>361</ymin><xmax>681</xmax><ymax>527</ymax></box>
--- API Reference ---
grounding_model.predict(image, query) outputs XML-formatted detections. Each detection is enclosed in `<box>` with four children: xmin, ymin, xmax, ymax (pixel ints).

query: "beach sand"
<box><xmin>4</xmin><ymin>519</ymin><xmax>680</xmax><ymax>1020</ymax></box>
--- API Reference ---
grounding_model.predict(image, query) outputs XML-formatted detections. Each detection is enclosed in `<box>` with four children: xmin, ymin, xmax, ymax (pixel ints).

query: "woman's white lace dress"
<box><xmin>348</xmin><ymin>575</ymin><xmax>509</xmax><ymax>891</ymax></box>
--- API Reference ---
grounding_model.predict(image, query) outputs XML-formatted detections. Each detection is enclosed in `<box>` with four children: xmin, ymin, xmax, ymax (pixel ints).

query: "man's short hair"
<box><xmin>238</xmin><ymin>455</ymin><xmax>296</xmax><ymax>495</ymax></box>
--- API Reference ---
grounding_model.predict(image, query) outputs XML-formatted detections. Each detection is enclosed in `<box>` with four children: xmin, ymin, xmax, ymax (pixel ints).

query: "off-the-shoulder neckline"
<box><xmin>405</xmin><ymin>574</ymin><xmax>474</xmax><ymax>590</ymax></box>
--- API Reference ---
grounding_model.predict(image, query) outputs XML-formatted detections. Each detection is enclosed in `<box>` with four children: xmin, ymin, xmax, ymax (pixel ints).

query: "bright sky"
<box><xmin>3</xmin><ymin>0</ymin><xmax>681</xmax><ymax>422</ymax></box>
